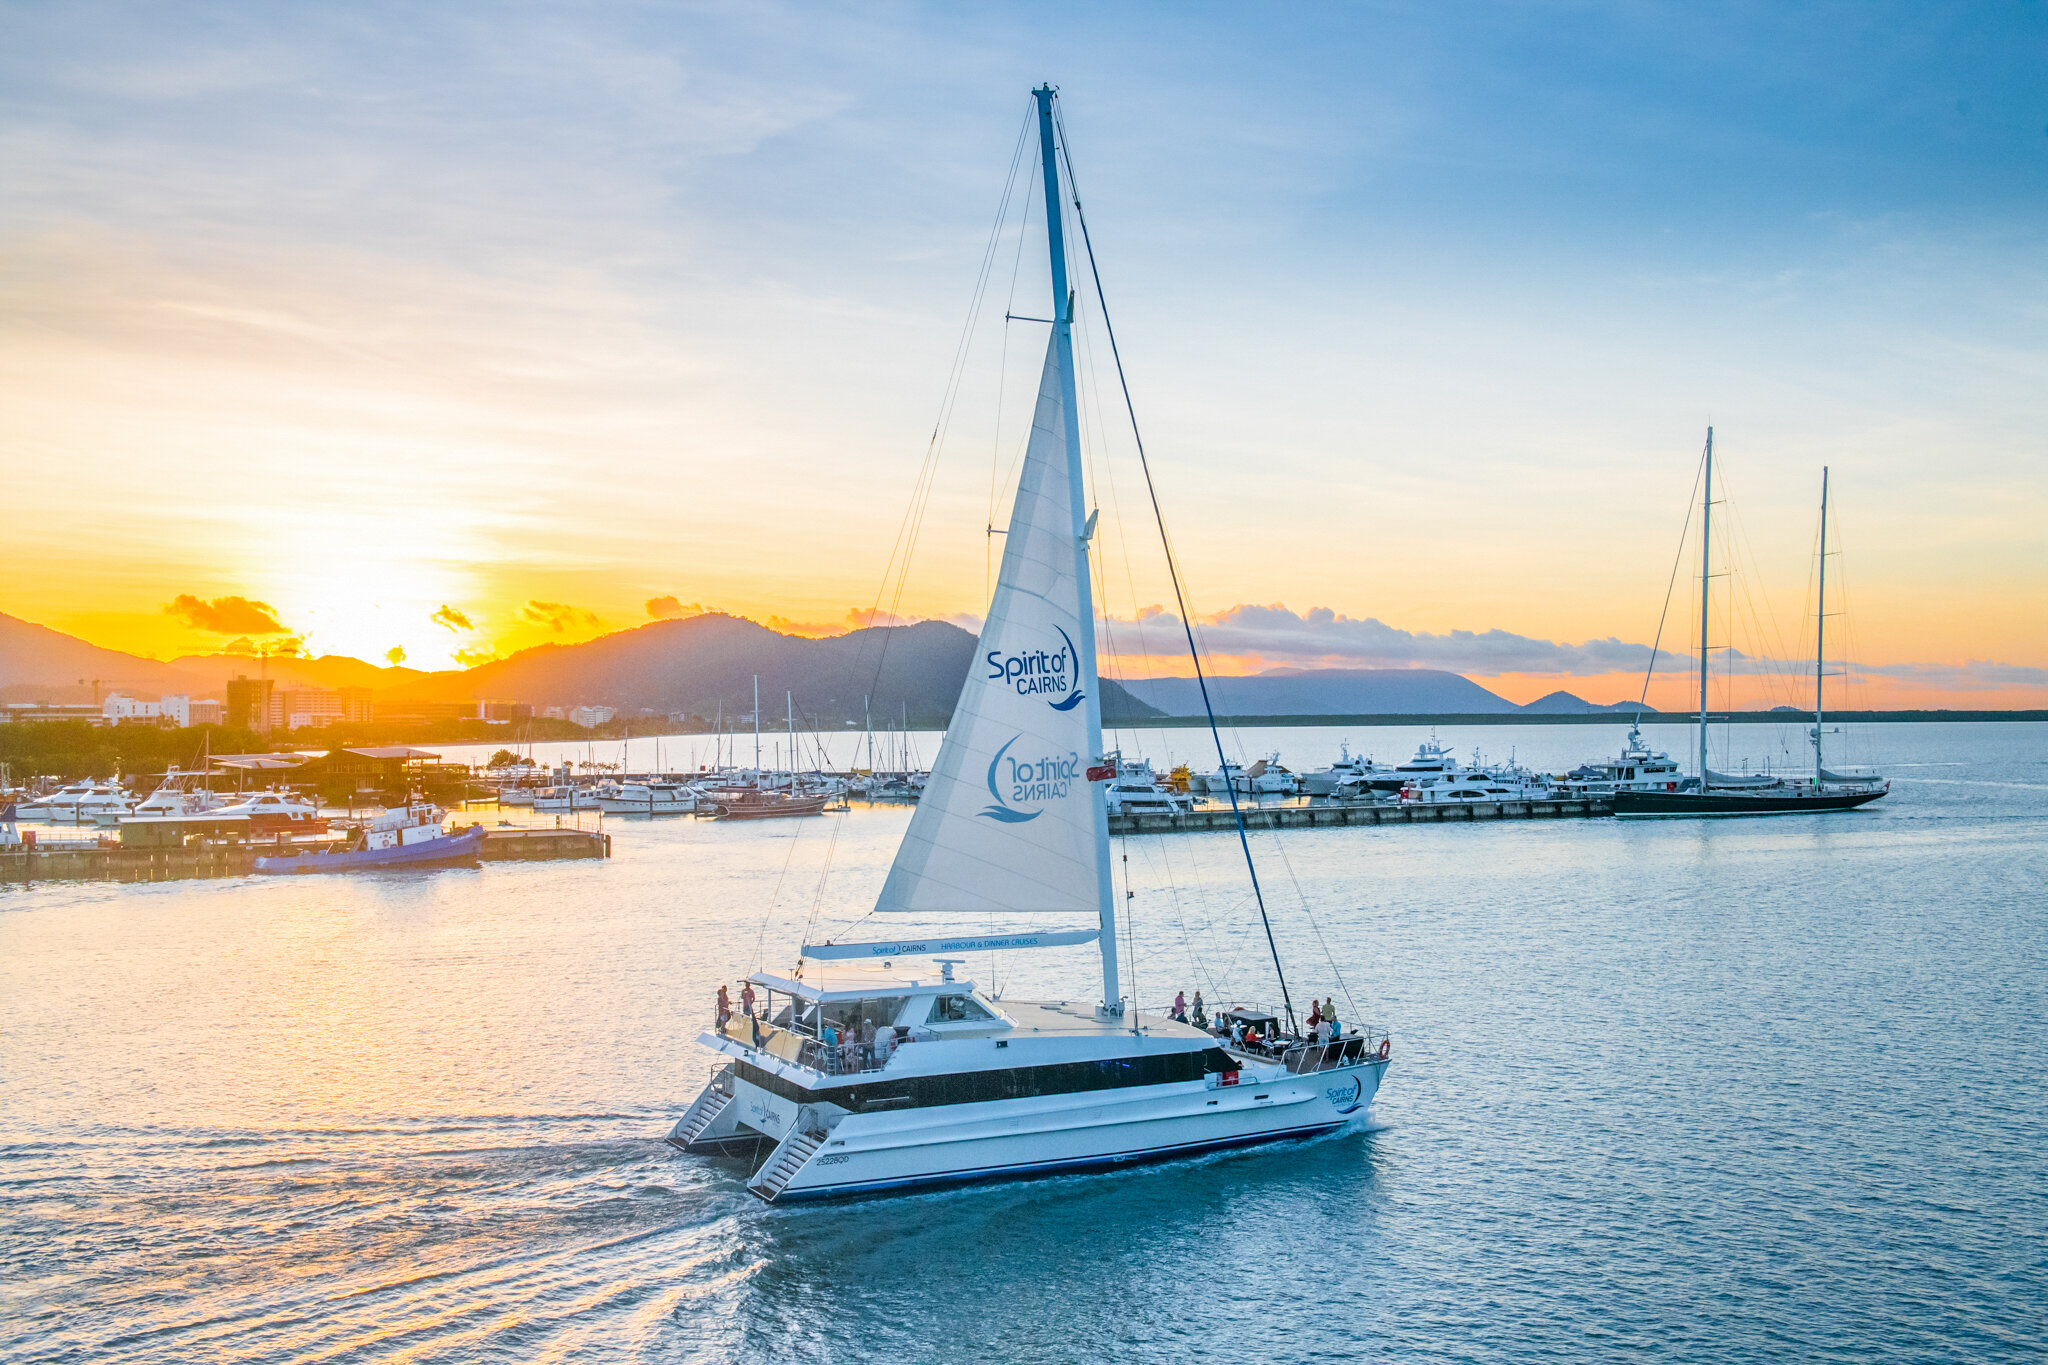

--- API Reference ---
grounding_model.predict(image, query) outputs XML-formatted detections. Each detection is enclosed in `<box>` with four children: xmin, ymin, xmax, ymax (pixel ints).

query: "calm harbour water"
<box><xmin>4</xmin><ymin>721</ymin><xmax>2044</xmax><ymax>1362</ymax></box>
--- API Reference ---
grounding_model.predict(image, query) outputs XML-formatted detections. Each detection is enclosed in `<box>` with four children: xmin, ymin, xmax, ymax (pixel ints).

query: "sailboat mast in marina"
<box><xmin>665</xmin><ymin>87</ymin><xmax>1389</xmax><ymax>1202</ymax></box>
<box><xmin>1614</xmin><ymin>435</ymin><xmax>1888</xmax><ymax>818</ymax></box>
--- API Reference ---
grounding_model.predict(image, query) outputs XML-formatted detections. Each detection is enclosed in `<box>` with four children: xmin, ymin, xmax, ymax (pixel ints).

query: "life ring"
<box><xmin>1377</xmin><ymin>1038</ymin><xmax>1390</xmax><ymax>1060</ymax></box>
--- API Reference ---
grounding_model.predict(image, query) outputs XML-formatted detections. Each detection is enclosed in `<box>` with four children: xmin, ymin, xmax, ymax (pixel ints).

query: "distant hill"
<box><xmin>167</xmin><ymin>652</ymin><xmax>423</xmax><ymax>694</ymax></box>
<box><xmin>0</xmin><ymin>611</ymin><xmax>192</xmax><ymax>700</ymax></box>
<box><xmin>1121</xmin><ymin>668</ymin><xmax>1518</xmax><ymax>716</ymax></box>
<box><xmin>382</xmin><ymin>613</ymin><xmax>1164</xmax><ymax>725</ymax></box>
<box><xmin>1519</xmin><ymin>690</ymin><xmax>1656</xmax><ymax>715</ymax></box>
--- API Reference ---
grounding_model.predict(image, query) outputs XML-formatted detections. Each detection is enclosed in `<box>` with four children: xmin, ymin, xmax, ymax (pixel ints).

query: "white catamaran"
<box><xmin>667</xmin><ymin>87</ymin><xmax>1388</xmax><ymax>1202</ymax></box>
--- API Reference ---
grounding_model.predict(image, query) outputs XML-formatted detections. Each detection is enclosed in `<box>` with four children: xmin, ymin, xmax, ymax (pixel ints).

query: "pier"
<box><xmin>1108</xmin><ymin>797</ymin><xmax>1611</xmax><ymax>835</ymax></box>
<box><xmin>1</xmin><ymin>826</ymin><xmax>610</xmax><ymax>885</ymax></box>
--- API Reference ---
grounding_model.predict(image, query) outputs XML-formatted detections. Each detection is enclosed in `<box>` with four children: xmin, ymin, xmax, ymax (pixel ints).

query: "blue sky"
<box><xmin>3</xmin><ymin>1</ymin><xmax>2044</xmax><ymax>702</ymax></box>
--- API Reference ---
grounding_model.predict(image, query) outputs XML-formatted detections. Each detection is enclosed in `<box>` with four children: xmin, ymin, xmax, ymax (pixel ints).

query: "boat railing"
<box><xmin>716</xmin><ymin>1012</ymin><xmax>892</xmax><ymax>1075</ymax></box>
<box><xmin>1279</xmin><ymin>1029</ymin><xmax>1390</xmax><ymax>1073</ymax></box>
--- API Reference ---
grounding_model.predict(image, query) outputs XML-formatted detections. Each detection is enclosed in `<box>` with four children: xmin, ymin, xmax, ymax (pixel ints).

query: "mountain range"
<box><xmin>0</xmin><ymin>611</ymin><xmax>424</xmax><ymax>703</ymax></box>
<box><xmin>1</xmin><ymin>609</ymin><xmax>1648</xmax><ymax>720</ymax></box>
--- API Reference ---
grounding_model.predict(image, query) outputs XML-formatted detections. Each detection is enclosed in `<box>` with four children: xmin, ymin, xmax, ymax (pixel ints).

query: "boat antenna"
<box><xmin>1051</xmin><ymin>96</ymin><xmax>1296</xmax><ymax>1035</ymax></box>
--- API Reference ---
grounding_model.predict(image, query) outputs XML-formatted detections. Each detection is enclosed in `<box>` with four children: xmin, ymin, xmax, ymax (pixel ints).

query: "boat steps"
<box><xmin>749</xmin><ymin>1130</ymin><xmax>825</xmax><ymax>1202</ymax></box>
<box><xmin>668</xmin><ymin>1089</ymin><xmax>734</xmax><ymax>1152</ymax></box>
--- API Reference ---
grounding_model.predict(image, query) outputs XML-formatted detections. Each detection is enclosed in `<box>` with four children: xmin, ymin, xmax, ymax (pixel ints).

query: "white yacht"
<box><xmin>16</xmin><ymin>780</ymin><xmax>133</xmax><ymax>824</ymax></box>
<box><xmin>532</xmin><ymin>785</ymin><xmax>601</xmax><ymax>812</ymax></box>
<box><xmin>95</xmin><ymin>768</ymin><xmax>226</xmax><ymax>826</ymax></box>
<box><xmin>1303</xmin><ymin>744</ymin><xmax>1384</xmax><ymax>797</ymax></box>
<box><xmin>667</xmin><ymin>89</ymin><xmax>1387</xmax><ymax>1202</ymax></box>
<box><xmin>1102</xmin><ymin>758</ymin><xmax>1192</xmax><ymax>817</ymax></box>
<box><xmin>211</xmin><ymin>789</ymin><xmax>323</xmax><ymax>832</ymax></box>
<box><xmin>1552</xmin><ymin>723</ymin><xmax>1684</xmax><ymax>797</ymax></box>
<box><xmin>596</xmin><ymin>780</ymin><xmax>699</xmax><ymax>815</ymax></box>
<box><xmin>1401</xmin><ymin>766</ymin><xmax>1553</xmax><ymax>803</ymax></box>
<box><xmin>1351</xmin><ymin>736</ymin><xmax>1455</xmax><ymax>794</ymax></box>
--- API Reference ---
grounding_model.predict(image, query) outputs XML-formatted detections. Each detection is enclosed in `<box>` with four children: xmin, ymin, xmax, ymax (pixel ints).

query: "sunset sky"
<box><xmin>4</xmin><ymin>2</ymin><xmax>2044</xmax><ymax>709</ymax></box>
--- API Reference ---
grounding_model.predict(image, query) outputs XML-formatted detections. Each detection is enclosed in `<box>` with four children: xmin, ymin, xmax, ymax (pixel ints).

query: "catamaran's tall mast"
<box><xmin>753</xmin><ymin>675</ymin><xmax>761</xmax><ymax>776</ymax></box>
<box><xmin>1698</xmin><ymin>427</ymin><xmax>1713</xmax><ymax>786</ymax></box>
<box><xmin>1034</xmin><ymin>85</ymin><xmax>1120</xmax><ymax>1016</ymax></box>
<box><xmin>1814</xmin><ymin>465</ymin><xmax>1829</xmax><ymax>782</ymax></box>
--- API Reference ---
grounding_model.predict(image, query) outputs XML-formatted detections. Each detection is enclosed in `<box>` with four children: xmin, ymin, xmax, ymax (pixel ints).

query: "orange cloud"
<box><xmin>431</xmin><ymin>604</ymin><xmax>473</xmax><ymax>631</ymax></box>
<box><xmin>521</xmin><ymin>599</ymin><xmax>600</xmax><ymax>633</ymax></box>
<box><xmin>164</xmin><ymin>593</ymin><xmax>289</xmax><ymax>635</ymax></box>
<box><xmin>646</xmin><ymin>596</ymin><xmax>708</xmax><ymax>620</ymax></box>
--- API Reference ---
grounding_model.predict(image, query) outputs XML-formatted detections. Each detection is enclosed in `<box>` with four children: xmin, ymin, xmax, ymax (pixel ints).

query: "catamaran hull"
<box><xmin>1612</xmin><ymin>788</ymin><xmax>1887</xmax><ymax>818</ymax></box>
<box><xmin>692</xmin><ymin>1059</ymin><xmax>1385</xmax><ymax>1202</ymax></box>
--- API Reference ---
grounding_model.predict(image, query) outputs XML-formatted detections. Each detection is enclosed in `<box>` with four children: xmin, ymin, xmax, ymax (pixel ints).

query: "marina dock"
<box><xmin>1109</xmin><ymin>796</ymin><xmax>1611</xmax><ymax>835</ymax></box>
<box><xmin>1</xmin><ymin>825</ymin><xmax>609</xmax><ymax>884</ymax></box>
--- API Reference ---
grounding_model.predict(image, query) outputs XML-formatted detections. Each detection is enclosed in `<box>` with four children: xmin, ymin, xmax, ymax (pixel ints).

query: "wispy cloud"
<box><xmin>431</xmin><ymin>604</ymin><xmax>472</xmax><ymax>631</ymax></box>
<box><xmin>1102</xmin><ymin>602</ymin><xmax>1671</xmax><ymax>677</ymax></box>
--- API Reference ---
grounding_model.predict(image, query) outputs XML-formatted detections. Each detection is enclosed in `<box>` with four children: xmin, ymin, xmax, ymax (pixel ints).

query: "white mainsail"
<box><xmin>873</xmin><ymin>331</ymin><xmax>1107</xmax><ymax>919</ymax></box>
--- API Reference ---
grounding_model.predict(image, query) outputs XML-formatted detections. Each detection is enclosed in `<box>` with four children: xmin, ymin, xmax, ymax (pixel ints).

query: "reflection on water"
<box><xmin>3</xmin><ymin>723</ymin><xmax>2044</xmax><ymax>1362</ymax></box>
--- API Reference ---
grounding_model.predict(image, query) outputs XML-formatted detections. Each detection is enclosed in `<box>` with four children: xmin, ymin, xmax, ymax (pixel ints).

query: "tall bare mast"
<box><xmin>1698</xmin><ymin>428</ymin><xmax>1713</xmax><ymax>786</ymax></box>
<box><xmin>1814</xmin><ymin>466</ymin><xmax>1829</xmax><ymax>783</ymax></box>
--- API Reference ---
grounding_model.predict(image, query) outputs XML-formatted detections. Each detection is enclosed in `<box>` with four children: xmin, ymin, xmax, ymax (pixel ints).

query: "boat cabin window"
<box><xmin>820</xmin><ymin>996</ymin><xmax>910</xmax><ymax>1037</ymax></box>
<box><xmin>926</xmin><ymin>994</ymin><xmax>996</xmax><ymax>1025</ymax></box>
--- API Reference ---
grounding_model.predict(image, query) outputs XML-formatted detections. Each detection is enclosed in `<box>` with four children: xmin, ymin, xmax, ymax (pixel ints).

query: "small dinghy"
<box><xmin>254</xmin><ymin>803</ymin><xmax>484</xmax><ymax>874</ymax></box>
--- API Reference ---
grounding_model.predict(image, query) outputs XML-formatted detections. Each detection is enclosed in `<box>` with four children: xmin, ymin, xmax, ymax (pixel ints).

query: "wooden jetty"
<box><xmin>1108</xmin><ymin>797</ymin><xmax>1611</xmax><ymax>835</ymax></box>
<box><xmin>1</xmin><ymin>826</ymin><xmax>609</xmax><ymax>885</ymax></box>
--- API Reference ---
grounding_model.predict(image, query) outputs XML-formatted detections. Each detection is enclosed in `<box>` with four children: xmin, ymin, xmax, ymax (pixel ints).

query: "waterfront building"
<box><xmin>568</xmin><ymin>705</ymin><xmax>616</xmax><ymax>728</ymax></box>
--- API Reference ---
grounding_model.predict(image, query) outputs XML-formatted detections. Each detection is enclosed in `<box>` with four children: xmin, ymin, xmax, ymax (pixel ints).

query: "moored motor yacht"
<box><xmin>666</xmin><ymin>89</ymin><xmax>1387</xmax><ymax>1202</ymax></box>
<box><xmin>532</xmin><ymin>784</ymin><xmax>601</xmax><ymax>812</ymax></box>
<box><xmin>1102</xmin><ymin>758</ymin><xmax>1192</xmax><ymax>816</ymax></box>
<box><xmin>212</xmin><ymin>789</ymin><xmax>325</xmax><ymax>833</ymax></box>
<box><xmin>1552</xmin><ymin>723</ymin><xmax>1684</xmax><ymax>797</ymax></box>
<box><xmin>1352</xmin><ymin>737</ymin><xmax>1456</xmax><ymax>794</ymax></box>
<box><xmin>17</xmin><ymin>780</ymin><xmax>134</xmax><ymax>824</ymax></box>
<box><xmin>1302</xmin><ymin>743</ymin><xmax>1383</xmax><ymax>797</ymax></box>
<box><xmin>95</xmin><ymin>768</ymin><xmax>226</xmax><ymax>826</ymax></box>
<box><xmin>595</xmin><ymin>780</ymin><xmax>698</xmax><ymax>815</ymax></box>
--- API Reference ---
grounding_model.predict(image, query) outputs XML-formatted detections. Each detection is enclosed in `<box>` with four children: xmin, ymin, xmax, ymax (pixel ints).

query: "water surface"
<box><xmin>4</xmin><ymin>722</ymin><xmax>2044</xmax><ymax>1361</ymax></box>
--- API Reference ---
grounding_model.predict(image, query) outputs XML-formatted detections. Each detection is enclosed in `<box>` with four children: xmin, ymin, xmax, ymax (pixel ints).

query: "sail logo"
<box><xmin>985</xmin><ymin>625</ymin><xmax>1087</xmax><ymax>712</ymax></box>
<box><xmin>978</xmin><ymin>735</ymin><xmax>1081</xmax><ymax>823</ymax></box>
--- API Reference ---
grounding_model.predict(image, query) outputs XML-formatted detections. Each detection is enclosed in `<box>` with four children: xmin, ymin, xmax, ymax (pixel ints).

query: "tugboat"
<box><xmin>1614</xmin><ymin>446</ymin><xmax>1887</xmax><ymax>817</ymax></box>
<box><xmin>665</xmin><ymin>88</ymin><xmax>1387</xmax><ymax>1202</ymax></box>
<box><xmin>253</xmin><ymin>802</ymin><xmax>483</xmax><ymax>873</ymax></box>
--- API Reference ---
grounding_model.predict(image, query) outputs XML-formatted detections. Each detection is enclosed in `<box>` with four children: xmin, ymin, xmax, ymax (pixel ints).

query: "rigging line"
<box><xmin>990</xmin><ymin>149</ymin><xmax>1040</xmax><ymax>603</ymax></box>
<box><xmin>862</xmin><ymin>100</ymin><xmax>1035</xmax><ymax>704</ymax></box>
<box><xmin>1636</xmin><ymin>444</ymin><xmax>1706</xmax><ymax>716</ymax></box>
<box><xmin>1263</xmin><ymin>829</ymin><xmax>1361</xmax><ymax>1026</ymax></box>
<box><xmin>754</xmin><ymin>816</ymin><xmax>809</xmax><ymax>972</ymax></box>
<box><xmin>1071</xmin><ymin>265</ymin><xmax>1159</xmax><ymax>712</ymax></box>
<box><xmin>1054</xmin><ymin>100</ymin><xmax>1298</xmax><ymax>1036</ymax></box>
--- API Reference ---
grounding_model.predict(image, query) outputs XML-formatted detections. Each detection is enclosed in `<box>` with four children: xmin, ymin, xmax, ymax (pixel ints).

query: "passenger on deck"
<box><xmin>716</xmin><ymin>984</ymin><xmax>731</xmax><ymax>1026</ymax></box>
<box><xmin>1191</xmin><ymin>991</ymin><xmax>1208</xmax><ymax>1030</ymax></box>
<box><xmin>1306</xmin><ymin>1000</ymin><xmax>1322</xmax><ymax>1033</ymax></box>
<box><xmin>1322</xmin><ymin>998</ymin><xmax>1340</xmax><ymax>1041</ymax></box>
<box><xmin>740</xmin><ymin>982</ymin><xmax>757</xmax><ymax>1018</ymax></box>
<box><xmin>873</xmin><ymin>1026</ymin><xmax>896</xmax><ymax>1064</ymax></box>
<box><xmin>1171</xmin><ymin>990</ymin><xmax>1188</xmax><ymax>1022</ymax></box>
